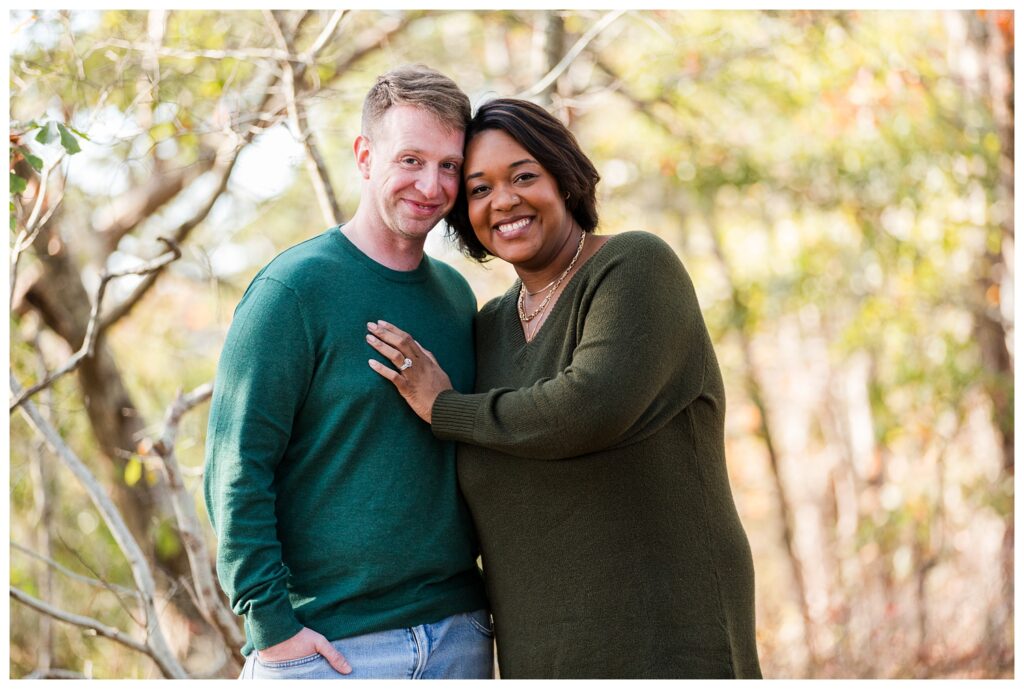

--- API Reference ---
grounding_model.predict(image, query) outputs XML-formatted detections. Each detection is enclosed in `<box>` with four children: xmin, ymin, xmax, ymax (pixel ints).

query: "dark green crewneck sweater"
<box><xmin>432</xmin><ymin>231</ymin><xmax>761</xmax><ymax>679</ymax></box>
<box><xmin>204</xmin><ymin>227</ymin><xmax>487</xmax><ymax>655</ymax></box>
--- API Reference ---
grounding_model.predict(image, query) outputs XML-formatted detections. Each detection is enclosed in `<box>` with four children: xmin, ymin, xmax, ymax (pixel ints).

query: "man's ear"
<box><xmin>354</xmin><ymin>135</ymin><xmax>372</xmax><ymax>179</ymax></box>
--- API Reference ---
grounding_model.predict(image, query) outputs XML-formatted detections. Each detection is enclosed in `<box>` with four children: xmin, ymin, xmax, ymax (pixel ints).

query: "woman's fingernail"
<box><xmin>367</xmin><ymin>322</ymin><xmax>377</xmax><ymax>330</ymax></box>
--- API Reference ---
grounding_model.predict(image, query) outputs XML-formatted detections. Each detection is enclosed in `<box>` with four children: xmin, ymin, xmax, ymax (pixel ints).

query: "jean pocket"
<box><xmin>255</xmin><ymin>651</ymin><xmax>322</xmax><ymax>669</ymax></box>
<box><xmin>465</xmin><ymin>609</ymin><xmax>494</xmax><ymax>637</ymax></box>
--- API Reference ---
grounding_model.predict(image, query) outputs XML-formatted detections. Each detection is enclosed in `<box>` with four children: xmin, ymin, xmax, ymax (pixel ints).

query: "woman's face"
<box><xmin>463</xmin><ymin>129</ymin><xmax>575</xmax><ymax>271</ymax></box>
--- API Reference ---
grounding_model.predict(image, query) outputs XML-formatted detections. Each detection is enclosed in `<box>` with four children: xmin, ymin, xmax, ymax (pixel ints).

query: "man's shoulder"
<box><xmin>256</xmin><ymin>228</ymin><xmax>343</xmax><ymax>288</ymax></box>
<box><xmin>266</xmin><ymin>228</ymin><xmax>336</xmax><ymax>269</ymax></box>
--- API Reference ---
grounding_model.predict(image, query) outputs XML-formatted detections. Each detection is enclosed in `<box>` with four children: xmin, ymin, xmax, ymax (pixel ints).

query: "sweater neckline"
<box><xmin>506</xmin><ymin>231</ymin><xmax>622</xmax><ymax>351</ymax></box>
<box><xmin>329</xmin><ymin>225</ymin><xmax>432</xmax><ymax>283</ymax></box>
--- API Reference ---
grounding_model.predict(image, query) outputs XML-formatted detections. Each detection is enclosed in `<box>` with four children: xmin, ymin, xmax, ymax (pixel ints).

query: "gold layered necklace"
<box><xmin>517</xmin><ymin>229</ymin><xmax>586</xmax><ymax>339</ymax></box>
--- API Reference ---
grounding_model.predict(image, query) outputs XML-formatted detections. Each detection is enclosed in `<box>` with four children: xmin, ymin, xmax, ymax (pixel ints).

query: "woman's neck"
<box><xmin>515</xmin><ymin>225</ymin><xmax>583</xmax><ymax>294</ymax></box>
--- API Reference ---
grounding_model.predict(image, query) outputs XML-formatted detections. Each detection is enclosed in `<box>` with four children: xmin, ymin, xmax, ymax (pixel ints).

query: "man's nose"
<box><xmin>415</xmin><ymin>169</ymin><xmax>441</xmax><ymax>198</ymax></box>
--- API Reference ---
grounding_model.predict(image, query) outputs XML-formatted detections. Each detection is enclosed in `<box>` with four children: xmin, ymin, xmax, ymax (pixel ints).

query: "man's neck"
<box><xmin>341</xmin><ymin>209</ymin><xmax>427</xmax><ymax>272</ymax></box>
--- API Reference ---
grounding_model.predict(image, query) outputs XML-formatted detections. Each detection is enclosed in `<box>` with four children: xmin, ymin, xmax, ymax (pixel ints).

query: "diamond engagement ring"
<box><xmin>399</xmin><ymin>357</ymin><xmax>413</xmax><ymax>371</ymax></box>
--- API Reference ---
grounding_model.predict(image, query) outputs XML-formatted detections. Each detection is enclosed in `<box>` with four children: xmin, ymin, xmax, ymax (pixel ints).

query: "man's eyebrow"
<box><xmin>396</xmin><ymin>147</ymin><xmax>463</xmax><ymax>161</ymax></box>
<box><xmin>465</xmin><ymin>158</ymin><xmax>536</xmax><ymax>181</ymax></box>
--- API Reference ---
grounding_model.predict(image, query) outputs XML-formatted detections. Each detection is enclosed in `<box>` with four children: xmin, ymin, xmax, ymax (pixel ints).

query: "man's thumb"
<box><xmin>315</xmin><ymin>637</ymin><xmax>352</xmax><ymax>675</ymax></box>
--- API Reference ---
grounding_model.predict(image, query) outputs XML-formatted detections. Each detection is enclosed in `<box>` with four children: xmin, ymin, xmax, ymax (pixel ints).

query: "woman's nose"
<box><xmin>493</xmin><ymin>188</ymin><xmax>520</xmax><ymax>210</ymax></box>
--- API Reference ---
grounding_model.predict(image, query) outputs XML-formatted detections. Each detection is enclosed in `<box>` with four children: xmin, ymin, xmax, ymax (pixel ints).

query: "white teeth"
<box><xmin>497</xmin><ymin>218</ymin><xmax>530</xmax><ymax>233</ymax></box>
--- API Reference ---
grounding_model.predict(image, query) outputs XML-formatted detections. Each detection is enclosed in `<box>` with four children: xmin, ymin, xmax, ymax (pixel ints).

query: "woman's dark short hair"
<box><xmin>445</xmin><ymin>98</ymin><xmax>600</xmax><ymax>262</ymax></box>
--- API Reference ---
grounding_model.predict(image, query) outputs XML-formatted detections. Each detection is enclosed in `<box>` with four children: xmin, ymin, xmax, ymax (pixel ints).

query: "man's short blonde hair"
<box><xmin>361</xmin><ymin>64</ymin><xmax>471</xmax><ymax>140</ymax></box>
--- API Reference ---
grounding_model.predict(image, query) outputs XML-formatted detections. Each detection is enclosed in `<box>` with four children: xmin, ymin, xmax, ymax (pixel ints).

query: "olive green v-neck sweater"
<box><xmin>432</xmin><ymin>231</ymin><xmax>761</xmax><ymax>679</ymax></box>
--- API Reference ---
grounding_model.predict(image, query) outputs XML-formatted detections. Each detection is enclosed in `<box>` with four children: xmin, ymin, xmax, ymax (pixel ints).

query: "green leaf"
<box><xmin>56</xmin><ymin>123</ymin><xmax>82</xmax><ymax>155</ymax></box>
<box><xmin>34</xmin><ymin>121</ymin><xmax>58</xmax><ymax>144</ymax></box>
<box><xmin>65</xmin><ymin>124</ymin><xmax>91</xmax><ymax>141</ymax></box>
<box><xmin>10</xmin><ymin>173</ymin><xmax>27</xmax><ymax>195</ymax></box>
<box><xmin>18</xmin><ymin>147</ymin><xmax>44</xmax><ymax>172</ymax></box>
<box><xmin>155</xmin><ymin>520</ymin><xmax>183</xmax><ymax>560</ymax></box>
<box><xmin>124</xmin><ymin>457</ymin><xmax>143</xmax><ymax>486</ymax></box>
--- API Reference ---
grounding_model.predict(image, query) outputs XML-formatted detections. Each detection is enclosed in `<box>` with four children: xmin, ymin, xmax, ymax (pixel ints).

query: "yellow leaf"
<box><xmin>124</xmin><ymin>458</ymin><xmax>142</xmax><ymax>486</ymax></box>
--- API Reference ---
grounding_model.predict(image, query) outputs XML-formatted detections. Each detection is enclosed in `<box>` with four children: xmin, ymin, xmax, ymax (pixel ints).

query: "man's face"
<box><xmin>357</xmin><ymin>104</ymin><xmax>465</xmax><ymax>242</ymax></box>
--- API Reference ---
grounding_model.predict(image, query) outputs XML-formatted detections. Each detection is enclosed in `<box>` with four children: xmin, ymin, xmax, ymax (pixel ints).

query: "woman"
<box><xmin>366</xmin><ymin>98</ymin><xmax>761</xmax><ymax>679</ymax></box>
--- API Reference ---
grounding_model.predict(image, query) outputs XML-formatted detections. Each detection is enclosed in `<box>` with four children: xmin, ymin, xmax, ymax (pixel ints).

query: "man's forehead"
<box><xmin>377</xmin><ymin>105</ymin><xmax>463</xmax><ymax>138</ymax></box>
<box><xmin>377</xmin><ymin>116</ymin><xmax>464</xmax><ymax>155</ymax></box>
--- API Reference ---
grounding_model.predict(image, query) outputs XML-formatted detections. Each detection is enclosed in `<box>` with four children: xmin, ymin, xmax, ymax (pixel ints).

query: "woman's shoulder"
<box><xmin>590</xmin><ymin>231</ymin><xmax>686</xmax><ymax>280</ymax></box>
<box><xmin>602</xmin><ymin>230</ymin><xmax>677</xmax><ymax>259</ymax></box>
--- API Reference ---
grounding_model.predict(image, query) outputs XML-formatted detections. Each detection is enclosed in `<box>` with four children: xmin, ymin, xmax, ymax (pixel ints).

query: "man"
<box><xmin>203</xmin><ymin>65</ymin><xmax>491</xmax><ymax>680</ymax></box>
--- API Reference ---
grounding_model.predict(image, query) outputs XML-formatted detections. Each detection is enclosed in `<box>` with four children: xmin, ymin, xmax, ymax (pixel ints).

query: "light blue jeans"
<box><xmin>239</xmin><ymin>609</ymin><xmax>494</xmax><ymax>679</ymax></box>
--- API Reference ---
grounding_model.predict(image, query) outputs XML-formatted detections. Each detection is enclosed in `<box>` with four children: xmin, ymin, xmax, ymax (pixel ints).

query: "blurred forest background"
<box><xmin>7</xmin><ymin>8</ymin><xmax>1015</xmax><ymax>679</ymax></box>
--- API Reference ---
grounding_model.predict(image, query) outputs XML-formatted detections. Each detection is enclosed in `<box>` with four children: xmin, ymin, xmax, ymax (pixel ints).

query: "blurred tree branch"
<box><xmin>9</xmin><ymin>153</ymin><xmax>67</xmax><ymax>311</ymax></box>
<box><xmin>10</xmin><ymin>587</ymin><xmax>152</xmax><ymax>657</ymax></box>
<box><xmin>95</xmin><ymin>144</ymin><xmax>241</xmax><ymax>332</ymax></box>
<box><xmin>11</xmin><ymin>374</ymin><xmax>188</xmax><ymax>678</ymax></box>
<box><xmin>519</xmin><ymin>9</ymin><xmax>626</xmax><ymax>100</ymax></box>
<box><xmin>10</xmin><ymin>237</ymin><xmax>182</xmax><ymax>412</ymax></box>
<box><xmin>12</xmin><ymin>542</ymin><xmax>142</xmax><ymax>600</ymax></box>
<box><xmin>141</xmin><ymin>382</ymin><xmax>245</xmax><ymax>651</ymax></box>
<box><xmin>267</xmin><ymin>9</ymin><xmax>344</xmax><ymax>226</ymax></box>
<box><xmin>23</xmin><ymin>669</ymin><xmax>89</xmax><ymax>680</ymax></box>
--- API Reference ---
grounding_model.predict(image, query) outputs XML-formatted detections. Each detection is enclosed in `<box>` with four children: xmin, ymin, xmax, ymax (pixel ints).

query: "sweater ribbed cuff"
<box><xmin>246</xmin><ymin>595</ymin><xmax>303</xmax><ymax>651</ymax></box>
<box><xmin>431</xmin><ymin>390</ymin><xmax>485</xmax><ymax>442</ymax></box>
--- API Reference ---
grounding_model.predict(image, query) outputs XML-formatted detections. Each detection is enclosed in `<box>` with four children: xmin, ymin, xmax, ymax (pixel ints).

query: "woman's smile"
<box><xmin>494</xmin><ymin>215</ymin><xmax>533</xmax><ymax>236</ymax></box>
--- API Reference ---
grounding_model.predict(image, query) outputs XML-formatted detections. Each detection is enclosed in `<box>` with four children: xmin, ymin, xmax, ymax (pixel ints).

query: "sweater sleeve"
<box><xmin>431</xmin><ymin>236</ymin><xmax>709</xmax><ymax>460</ymax></box>
<box><xmin>203</xmin><ymin>277</ymin><xmax>312</xmax><ymax>649</ymax></box>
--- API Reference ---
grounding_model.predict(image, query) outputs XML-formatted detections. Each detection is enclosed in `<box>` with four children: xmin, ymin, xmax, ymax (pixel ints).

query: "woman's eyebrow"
<box><xmin>465</xmin><ymin>158</ymin><xmax>536</xmax><ymax>180</ymax></box>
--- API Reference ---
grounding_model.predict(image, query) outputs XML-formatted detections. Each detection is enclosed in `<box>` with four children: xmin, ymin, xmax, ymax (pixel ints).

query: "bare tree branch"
<box><xmin>52</xmin><ymin>530</ymin><xmax>144</xmax><ymax>627</ymax></box>
<box><xmin>11</xmin><ymin>157</ymin><xmax>67</xmax><ymax>312</ymax></box>
<box><xmin>326</xmin><ymin>12</ymin><xmax>423</xmax><ymax>81</ymax></box>
<box><xmin>95</xmin><ymin>153</ymin><xmax>240</xmax><ymax>332</ymax></box>
<box><xmin>267</xmin><ymin>10</ymin><xmax>342</xmax><ymax>226</ymax></box>
<box><xmin>303</xmin><ymin>10</ymin><xmax>346</xmax><ymax>61</ymax></box>
<box><xmin>11</xmin><ymin>374</ymin><xmax>188</xmax><ymax>678</ymax></box>
<box><xmin>518</xmin><ymin>10</ymin><xmax>627</xmax><ymax>99</ymax></box>
<box><xmin>93</xmin><ymin>5</ymin><xmax>394</xmax><ymax>330</ymax></box>
<box><xmin>144</xmin><ymin>382</ymin><xmax>244</xmax><ymax>650</ymax></box>
<box><xmin>96</xmin><ymin>37</ymin><xmax>293</xmax><ymax>63</ymax></box>
<box><xmin>10</xmin><ymin>237</ymin><xmax>183</xmax><ymax>412</ymax></box>
<box><xmin>24</xmin><ymin>669</ymin><xmax>89</xmax><ymax>680</ymax></box>
<box><xmin>97</xmin><ymin>67</ymin><xmax>287</xmax><ymax>334</ymax></box>
<box><xmin>23</xmin><ymin>154</ymin><xmax>65</xmax><ymax>236</ymax></box>
<box><xmin>11</xmin><ymin>586</ymin><xmax>151</xmax><ymax>657</ymax></box>
<box><xmin>93</xmin><ymin>159</ymin><xmax>216</xmax><ymax>256</ymax></box>
<box><xmin>24</xmin><ymin>322</ymin><xmax>58</xmax><ymax>673</ymax></box>
<box><xmin>11</xmin><ymin>542</ymin><xmax>141</xmax><ymax>600</ymax></box>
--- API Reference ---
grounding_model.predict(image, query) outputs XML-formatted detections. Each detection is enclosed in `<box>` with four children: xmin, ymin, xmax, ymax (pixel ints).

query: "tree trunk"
<box><xmin>962</xmin><ymin>10</ymin><xmax>1014</xmax><ymax>667</ymax></box>
<box><xmin>704</xmin><ymin>208</ymin><xmax>820</xmax><ymax>675</ymax></box>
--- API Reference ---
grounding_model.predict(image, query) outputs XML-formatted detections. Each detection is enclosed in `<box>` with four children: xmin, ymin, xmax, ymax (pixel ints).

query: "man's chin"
<box><xmin>395</xmin><ymin>217</ymin><xmax>446</xmax><ymax>239</ymax></box>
